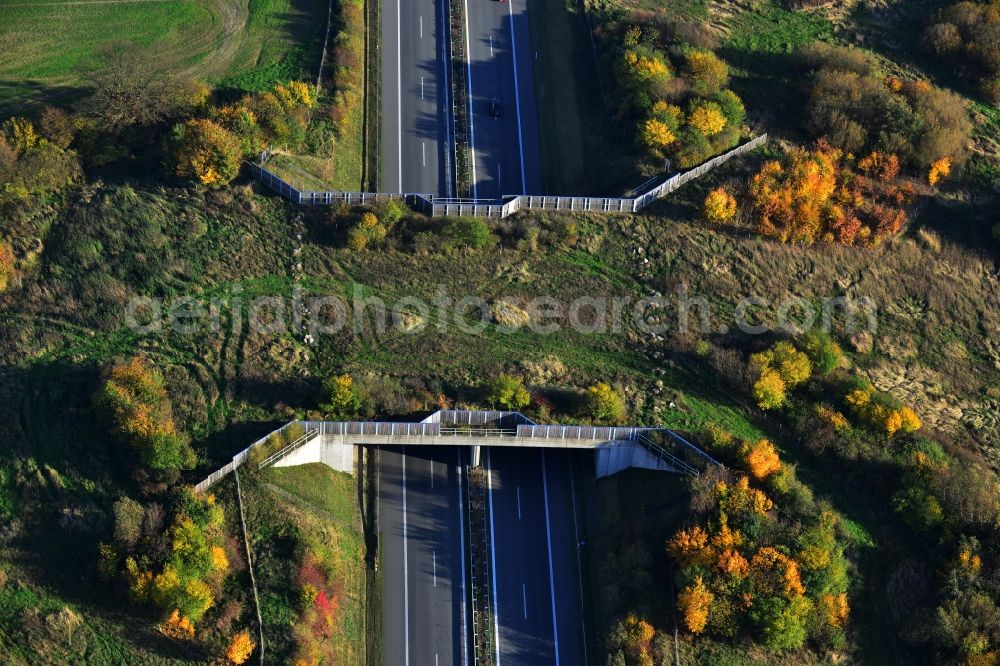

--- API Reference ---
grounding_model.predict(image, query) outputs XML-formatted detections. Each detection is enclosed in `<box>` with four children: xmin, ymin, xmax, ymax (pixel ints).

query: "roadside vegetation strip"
<box><xmin>363</xmin><ymin>0</ymin><xmax>382</xmax><ymax>191</ymax></box>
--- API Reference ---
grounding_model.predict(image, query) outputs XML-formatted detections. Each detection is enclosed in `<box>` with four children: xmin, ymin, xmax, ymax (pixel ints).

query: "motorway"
<box><xmin>462</xmin><ymin>0</ymin><xmax>542</xmax><ymax>199</ymax></box>
<box><xmin>380</xmin><ymin>446</ymin><xmax>470</xmax><ymax>665</ymax></box>
<box><xmin>382</xmin><ymin>0</ymin><xmax>542</xmax><ymax>198</ymax></box>
<box><xmin>486</xmin><ymin>447</ymin><xmax>584</xmax><ymax>665</ymax></box>
<box><xmin>380</xmin><ymin>445</ymin><xmax>585</xmax><ymax>665</ymax></box>
<box><xmin>382</xmin><ymin>0</ymin><xmax>452</xmax><ymax>196</ymax></box>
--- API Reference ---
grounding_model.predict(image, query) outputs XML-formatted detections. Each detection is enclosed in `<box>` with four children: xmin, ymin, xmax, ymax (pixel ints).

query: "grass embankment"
<box><xmin>241</xmin><ymin>463</ymin><xmax>366</xmax><ymax>663</ymax></box>
<box><xmin>580</xmin><ymin>469</ymin><xmax>691</xmax><ymax>662</ymax></box>
<box><xmin>265</xmin><ymin>0</ymin><xmax>366</xmax><ymax>192</ymax></box>
<box><xmin>0</xmin><ymin>0</ymin><xmax>327</xmax><ymax>113</ymax></box>
<box><xmin>527</xmin><ymin>0</ymin><xmax>632</xmax><ymax>195</ymax></box>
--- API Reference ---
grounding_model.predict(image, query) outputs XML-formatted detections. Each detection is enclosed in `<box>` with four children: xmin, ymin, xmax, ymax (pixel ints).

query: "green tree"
<box><xmin>321</xmin><ymin>374</ymin><xmax>364</xmax><ymax>418</ymax></box>
<box><xmin>441</xmin><ymin>217</ymin><xmax>492</xmax><ymax>249</ymax></box>
<box><xmin>582</xmin><ymin>382</ymin><xmax>626</xmax><ymax>422</ymax></box>
<box><xmin>486</xmin><ymin>374</ymin><xmax>531</xmax><ymax>411</ymax></box>
<box><xmin>751</xmin><ymin>595</ymin><xmax>811</xmax><ymax>650</ymax></box>
<box><xmin>801</xmin><ymin>330</ymin><xmax>843</xmax><ymax>375</ymax></box>
<box><xmin>113</xmin><ymin>496</ymin><xmax>145</xmax><ymax>549</ymax></box>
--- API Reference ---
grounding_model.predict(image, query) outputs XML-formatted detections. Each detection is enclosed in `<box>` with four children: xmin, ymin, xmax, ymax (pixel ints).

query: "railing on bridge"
<box><xmin>247</xmin><ymin>135</ymin><xmax>768</xmax><ymax>219</ymax></box>
<box><xmin>256</xmin><ymin>427</ymin><xmax>321</xmax><ymax>469</ymax></box>
<box><xmin>193</xmin><ymin>414</ymin><xmax>722</xmax><ymax>492</ymax></box>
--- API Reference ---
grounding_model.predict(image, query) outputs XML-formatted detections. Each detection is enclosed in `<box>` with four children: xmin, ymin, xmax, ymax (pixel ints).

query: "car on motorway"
<box><xmin>489</xmin><ymin>98</ymin><xmax>502</xmax><ymax>118</ymax></box>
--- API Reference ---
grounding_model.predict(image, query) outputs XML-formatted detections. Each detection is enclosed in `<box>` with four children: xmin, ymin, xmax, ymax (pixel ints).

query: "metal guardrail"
<box><xmin>257</xmin><ymin>427</ymin><xmax>321</xmax><ymax>469</ymax></box>
<box><xmin>247</xmin><ymin>135</ymin><xmax>768</xmax><ymax>219</ymax></box>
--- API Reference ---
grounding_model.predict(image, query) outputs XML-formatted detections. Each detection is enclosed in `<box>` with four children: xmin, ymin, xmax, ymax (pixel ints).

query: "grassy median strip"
<box><xmin>363</xmin><ymin>0</ymin><xmax>382</xmax><ymax>191</ymax></box>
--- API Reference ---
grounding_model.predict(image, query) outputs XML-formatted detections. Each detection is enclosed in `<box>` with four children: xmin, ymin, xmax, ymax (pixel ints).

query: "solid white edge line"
<box><xmin>457</xmin><ymin>448</ymin><xmax>470</xmax><ymax>666</ymax></box>
<box><xmin>569</xmin><ymin>461</ymin><xmax>589</xmax><ymax>666</ymax></box>
<box><xmin>541</xmin><ymin>450</ymin><xmax>561</xmax><ymax>665</ymax></box>
<box><xmin>402</xmin><ymin>447</ymin><xmax>410</xmax><ymax>665</ymax></box>
<box><xmin>462</xmin><ymin>0</ymin><xmax>477</xmax><ymax>199</ymax></box>
<box><xmin>506</xmin><ymin>0</ymin><xmax>527</xmax><ymax>194</ymax></box>
<box><xmin>487</xmin><ymin>448</ymin><xmax>500</xmax><ymax>665</ymax></box>
<box><xmin>396</xmin><ymin>0</ymin><xmax>403</xmax><ymax>193</ymax></box>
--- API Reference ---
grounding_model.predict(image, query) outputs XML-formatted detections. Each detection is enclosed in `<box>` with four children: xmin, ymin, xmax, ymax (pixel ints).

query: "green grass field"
<box><xmin>0</xmin><ymin>0</ymin><xmax>327</xmax><ymax>113</ymax></box>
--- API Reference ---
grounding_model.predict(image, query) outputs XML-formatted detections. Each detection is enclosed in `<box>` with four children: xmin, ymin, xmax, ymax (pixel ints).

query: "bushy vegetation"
<box><xmin>667</xmin><ymin>447</ymin><xmax>851</xmax><ymax>652</ymax></box>
<box><xmin>710</xmin><ymin>141</ymin><xmax>923</xmax><ymax>246</ymax></box>
<box><xmin>923</xmin><ymin>0</ymin><xmax>1000</xmax><ymax>104</ymax></box>
<box><xmin>0</xmin><ymin>116</ymin><xmax>81</xmax><ymax>204</ymax></box>
<box><xmin>597</xmin><ymin>19</ymin><xmax>747</xmax><ymax>171</ymax></box>
<box><xmin>486</xmin><ymin>374</ymin><xmax>531</xmax><ymax>411</ymax></box>
<box><xmin>95</xmin><ymin>357</ymin><xmax>196</xmax><ymax>472</ymax></box>
<box><xmin>799</xmin><ymin>43</ymin><xmax>973</xmax><ymax>172</ymax></box>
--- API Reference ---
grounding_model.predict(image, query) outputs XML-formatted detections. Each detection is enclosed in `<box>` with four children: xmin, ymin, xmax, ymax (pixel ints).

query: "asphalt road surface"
<box><xmin>380</xmin><ymin>446</ymin><xmax>470</xmax><ymax>665</ymax></box>
<box><xmin>486</xmin><ymin>447</ymin><xmax>585</xmax><ymax>665</ymax></box>
<box><xmin>382</xmin><ymin>0</ymin><xmax>452</xmax><ymax>195</ymax></box>
<box><xmin>463</xmin><ymin>0</ymin><xmax>542</xmax><ymax>199</ymax></box>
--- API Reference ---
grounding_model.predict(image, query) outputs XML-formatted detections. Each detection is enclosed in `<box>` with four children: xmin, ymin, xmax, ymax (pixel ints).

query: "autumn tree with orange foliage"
<box><xmin>747</xmin><ymin>141</ymin><xmax>915</xmax><ymax>246</ymax></box>
<box><xmin>225</xmin><ymin>629</ymin><xmax>256</xmax><ymax>664</ymax></box>
<box><xmin>667</xmin><ymin>424</ymin><xmax>853</xmax><ymax>652</ymax></box>
<box><xmin>745</xmin><ymin>439</ymin><xmax>782</xmax><ymax>481</ymax></box>
<box><xmin>95</xmin><ymin>357</ymin><xmax>196</xmax><ymax>470</ymax></box>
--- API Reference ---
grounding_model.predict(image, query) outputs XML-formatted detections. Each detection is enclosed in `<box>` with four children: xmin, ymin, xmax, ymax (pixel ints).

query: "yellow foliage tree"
<box><xmin>678</xmin><ymin>577</ymin><xmax>714</xmax><ymax>634</ymax></box>
<box><xmin>753</xmin><ymin>370</ymin><xmax>787</xmax><ymax>410</ymax></box>
<box><xmin>1</xmin><ymin>117</ymin><xmax>38</xmax><ymax>154</ymax></box>
<box><xmin>897</xmin><ymin>406</ymin><xmax>922</xmax><ymax>434</ymax></box>
<box><xmin>640</xmin><ymin>118</ymin><xmax>676</xmax><ymax>151</ymax></box>
<box><xmin>582</xmin><ymin>382</ymin><xmax>626</xmax><ymax>422</ymax></box>
<box><xmin>210</xmin><ymin>545</ymin><xmax>229</xmax><ymax>573</ymax></box>
<box><xmin>621</xmin><ymin>614</ymin><xmax>655</xmax><ymax>659</ymax></box>
<box><xmin>683</xmin><ymin>50</ymin><xmax>729</xmax><ymax>94</ymax></box>
<box><xmin>225</xmin><ymin>629</ymin><xmax>256</xmax><ymax>664</ymax></box>
<box><xmin>703</xmin><ymin>187</ymin><xmax>738</xmax><ymax>223</ymax></box>
<box><xmin>750</xmin><ymin>547</ymin><xmax>805</xmax><ymax>598</ymax></box>
<box><xmin>745</xmin><ymin>439</ymin><xmax>782</xmax><ymax>481</ymax></box>
<box><xmin>625</xmin><ymin>50</ymin><xmax>671</xmax><ymax>81</ymax></box>
<box><xmin>928</xmin><ymin>157</ymin><xmax>952</xmax><ymax>185</ymax></box>
<box><xmin>716</xmin><ymin>476</ymin><xmax>773</xmax><ymax>516</ymax></box>
<box><xmin>687</xmin><ymin>102</ymin><xmax>727</xmax><ymax>136</ymax></box>
<box><xmin>819</xmin><ymin>593</ymin><xmax>850</xmax><ymax>627</ymax></box>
